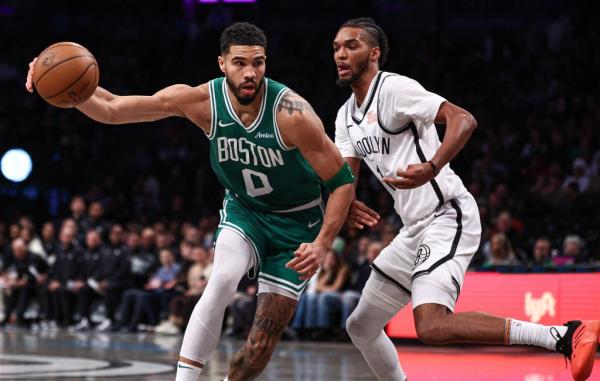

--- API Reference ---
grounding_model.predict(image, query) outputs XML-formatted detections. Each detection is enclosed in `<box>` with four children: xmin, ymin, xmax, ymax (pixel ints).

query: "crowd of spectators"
<box><xmin>1</xmin><ymin>0</ymin><xmax>599</xmax><ymax>338</ymax></box>
<box><xmin>0</xmin><ymin>196</ymin><xmax>382</xmax><ymax>340</ymax></box>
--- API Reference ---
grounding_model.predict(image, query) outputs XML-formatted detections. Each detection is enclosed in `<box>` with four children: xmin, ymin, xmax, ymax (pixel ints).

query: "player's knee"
<box><xmin>346</xmin><ymin>312</ymin><xmax>374</xmax><ymax>345</ymax></box>
<box><xmin>206</xmin><ymin>270</ymin><xmax>240</xmax><ymax>299</ymax></box>
<box><xmin>414</xmin><ymin>319</ymin><xmax>446</xmax><ymax>345</ymax></box>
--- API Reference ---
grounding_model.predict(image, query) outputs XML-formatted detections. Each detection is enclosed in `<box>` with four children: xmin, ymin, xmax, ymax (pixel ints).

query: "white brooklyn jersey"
<box><xmin>335</xmin><ymin>71</ymin><xmax>468</xmax><ymax>224</ymax></box>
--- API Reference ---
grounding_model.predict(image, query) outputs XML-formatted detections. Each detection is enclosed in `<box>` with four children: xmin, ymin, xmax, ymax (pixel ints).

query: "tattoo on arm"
<box><xmin>277</xmin><ymin>92</ymin><xmax>316</xmax><ymax>116</ymax></box>
<box><xmin>252</xmin><ymin>314</ymin><xmax>286</xmax><ymax>337</ymax></box>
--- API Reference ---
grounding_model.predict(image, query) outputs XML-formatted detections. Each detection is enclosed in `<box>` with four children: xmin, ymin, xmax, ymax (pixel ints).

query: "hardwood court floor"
<box><xmin>0</xmin><ymin>328</ymin><xmax>598</xmax><ymax>380</ymax></box>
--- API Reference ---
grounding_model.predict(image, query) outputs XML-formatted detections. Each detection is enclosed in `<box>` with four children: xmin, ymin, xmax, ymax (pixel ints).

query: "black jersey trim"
<box><xmin>451</xmin><ymin>275</ymin><xmax>461</xmax><ymax>300</ymax></box>
<box><xmin>411</xmin><ymin>199</ymin><xmax>462</xmax><ymax>281</ymax></box>
<box><xmin>409</xmin><ymin>123</ymin><xmax>444</xmax><ymax>209</ymax></box>
<box><xmin>376</xmin><ymin>74</ymin><xmax>412</xmax><ymax>135</ymax></box>
<box><xmin>351</xmin><ymin>71</ymin><xmax>383</xmax><ymax>125</ymax></box>
<box><xmin>371</xmin><ymin>263</ymin><xmax>412</xmax><ymax>296</ymax></box>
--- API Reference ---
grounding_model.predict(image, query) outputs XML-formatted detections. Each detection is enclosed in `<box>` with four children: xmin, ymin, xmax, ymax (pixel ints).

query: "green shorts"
<box><xmin>216</xmin><ymin>192</ymin><xmax>323</xmax><ymax>296</ymax></box>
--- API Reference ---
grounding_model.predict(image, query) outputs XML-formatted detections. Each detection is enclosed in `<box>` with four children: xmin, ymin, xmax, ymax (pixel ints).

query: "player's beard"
<box><xmin>226</xmin><ymin>76</ymin><xmax>264</xmax><ymax>106</ymax></box>
<box><xmin>336</xmin><ymin>56</ymin><xmax>370</xmax><ymax>88</ymax></box>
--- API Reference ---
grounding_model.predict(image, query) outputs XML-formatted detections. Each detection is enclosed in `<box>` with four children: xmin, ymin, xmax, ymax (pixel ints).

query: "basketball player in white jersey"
<box><xmin>333</xmin><ymin>18</ymin><xmax>599</xmax><ymax>381</ymax></box>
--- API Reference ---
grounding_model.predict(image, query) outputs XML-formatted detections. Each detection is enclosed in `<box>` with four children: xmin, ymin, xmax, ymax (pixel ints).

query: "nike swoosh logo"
<box><xmin>308</xmin><ymin>220</ymin><xmax>320</xmax><ymax>228</ymax></box>
<box><xmin>434</xmin><ymin>210</ymin><xmax>448</xmax><ymax>218</ymax></box>
<box><xmin>178</xmin><ymin>364</ymin><xmax>193</xmax><ymax>370</ymax></box>
<box><xmin>218</xmin><ymin>120</ymin><xmax>235</xmax><ymax>127</ymax></box>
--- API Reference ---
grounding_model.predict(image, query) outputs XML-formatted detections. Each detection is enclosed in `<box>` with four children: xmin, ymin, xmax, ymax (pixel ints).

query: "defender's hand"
<box><xmin>348</xmin><ymin>200</ymin><xmax>380</xmax><ymax>229</ymax></box>
<box><xmin>286</xmin><ymin>242</ymin><xmax>326</xmax><ymax>281</ymax></box>
<box><xmin>25</xmin><ymin>57</ymin><xmax>38</xmax><ymax>93</ymax></box>
<box><xmin>383</xmin><ymin>163</ymin><xmax>435</xmax><ymax>189</ymax></box>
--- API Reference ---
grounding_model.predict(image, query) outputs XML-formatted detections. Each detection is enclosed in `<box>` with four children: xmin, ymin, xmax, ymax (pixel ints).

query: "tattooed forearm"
<box><xmin>277</xmin><ymin>93</ymin><xmax>315</xmax><ymax>116</ymax></box>
<box><xmin>253</xmin><ymin>314</ymin><xmax>286</xmax><ymax>336</ymax></box>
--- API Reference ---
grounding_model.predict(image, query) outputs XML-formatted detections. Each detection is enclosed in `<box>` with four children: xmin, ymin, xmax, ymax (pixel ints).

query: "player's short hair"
<box><xmin>340</xmin><ymin>17</ymin><xmax>389</xmax><ymax>67</ymax></box>
<box><xmin>220</xmin><ymin>22</ymin><xmax>267</xmax><ymax>54</ymax></box>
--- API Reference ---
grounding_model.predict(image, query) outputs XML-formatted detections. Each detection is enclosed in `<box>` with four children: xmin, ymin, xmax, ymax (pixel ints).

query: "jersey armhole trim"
<box><xmin>273</xmin><ymin>88</ymin><xmax>296</xmax><ymax>151</ymax></box>
<box><xmin>206</xmin><ymin>80</ymin><xmax>217</xmax><ymax>140</ymax></box>
<box><xmin>376</xmin><ymin>74</ymin><xmax>412</xmax><ymax>136</ymax></box>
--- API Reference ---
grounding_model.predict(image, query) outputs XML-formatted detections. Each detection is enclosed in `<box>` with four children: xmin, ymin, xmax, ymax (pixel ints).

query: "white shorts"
<box><xmin>371</xmin><ymin>192</ymin><xmax>481</xmax><ymax>311</ymax></box>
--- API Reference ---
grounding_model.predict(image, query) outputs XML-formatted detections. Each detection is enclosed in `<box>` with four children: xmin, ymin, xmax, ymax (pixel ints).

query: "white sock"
<box><xmin>508</xmin><ymin>319</ymin><xmax>568</xmax><ymax>351</ymax></box>
<box><xmin>175</xmin><ymin>361</ymin><xmax>202</xmax><ymax>381</ymax></box>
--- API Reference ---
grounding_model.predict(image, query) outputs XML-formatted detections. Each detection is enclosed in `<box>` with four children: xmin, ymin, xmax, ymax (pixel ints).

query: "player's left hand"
<box><xmin>383</xmin><ymin>162</ymin><xmax>435</xmax><ymax>189</ymax></box>
<box><xmin>286</xmin><ymin>242</ymin><xmax>326</xmax><ymax>281</ymax></box>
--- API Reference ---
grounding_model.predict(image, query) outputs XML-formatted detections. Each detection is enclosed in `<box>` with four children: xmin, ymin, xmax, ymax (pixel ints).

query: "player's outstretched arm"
<box><xmin>278</xmin><ymin>92</ymin><xmax>354</xmax><ymax>279</ymax></box>
<box><xmin>26</xmin><ymin>57</ymin><xmax>209</xmax><ymax>126</ymax></box>
<box><xmin>75</xmin><ymin>84</ymin><xmax>199</xmax><ymax>125</ymax></box>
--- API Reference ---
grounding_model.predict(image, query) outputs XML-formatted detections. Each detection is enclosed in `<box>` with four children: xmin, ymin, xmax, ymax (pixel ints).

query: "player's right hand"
<box><xmin>348</xmin><ymin>200</ymin><xmax>380</xmax><ymax>229</ymax></box>
<box><xmin>25</xmin><ymin>57</ymin><xmax>37</xmax><ymax>93</ymax></box>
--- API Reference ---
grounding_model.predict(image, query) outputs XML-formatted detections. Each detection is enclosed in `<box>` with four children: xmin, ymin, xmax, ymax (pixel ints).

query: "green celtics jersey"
<box><xmin>207</xmin><ymin>77</ymin><xmax>322</xmax><ymax>212</ymax></box>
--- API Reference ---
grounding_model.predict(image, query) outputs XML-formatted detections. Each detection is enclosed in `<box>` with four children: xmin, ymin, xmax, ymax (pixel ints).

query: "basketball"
<box><xmin>32</xmin><ymin>42</ymin><xmax>99</xmax><ymax>108</ymax></box>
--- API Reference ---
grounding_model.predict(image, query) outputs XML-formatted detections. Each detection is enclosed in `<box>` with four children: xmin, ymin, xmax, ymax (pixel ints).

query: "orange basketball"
<box><xmin>32</xmin><ymin>42</ymin><xmax>99</xmax><ymax>108</ymax></box>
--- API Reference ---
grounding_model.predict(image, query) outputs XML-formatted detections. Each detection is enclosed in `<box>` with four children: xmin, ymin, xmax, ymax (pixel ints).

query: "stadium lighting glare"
<box><xmin>1</xmin><ymin>148</ymin><xmax>33</xmax><ymax>183</ymax></box>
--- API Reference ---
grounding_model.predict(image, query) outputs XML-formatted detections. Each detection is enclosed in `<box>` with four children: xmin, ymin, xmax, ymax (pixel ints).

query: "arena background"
<box><xmin>1</xmin><ymin>0</ymin><xmax>599</xmax><ymax>380</ymax></box>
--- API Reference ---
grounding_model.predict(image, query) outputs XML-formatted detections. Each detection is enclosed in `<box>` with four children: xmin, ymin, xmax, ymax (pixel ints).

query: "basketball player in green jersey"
<box><xmin>26</xmin><ymin>22</ymin><xmax>354</xmax><ymax>381</ymax></box>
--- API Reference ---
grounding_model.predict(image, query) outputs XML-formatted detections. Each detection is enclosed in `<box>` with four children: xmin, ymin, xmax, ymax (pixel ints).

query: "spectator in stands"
<box><xmin>19</xmin><ymin>225</ymin><xmax>46</xmax><ymax>259</ymax></box>
<box><xmin>155</xmin><ymin>247</ymin><xmax>213</xmax><ymax>334</ymax></box>
<box><xmin>0</xmin><ymin>238</ymin><xmax>47</xmax><ymax>327</ymax></box>
<box><xmin>491</xmin><ymin>210</ymin><xmax>526</xmax><ymax>259</ymax></box>
<box><xmin>530</xmin><ymin>237</ymin><xmax>554</xmax><ymax>269</ymax></box>
<box><xmin>82</xmin><ymin>202</ymin><xmax>110</xmax><ymax>240</ymax></box>
<box><xmin>482</xmin><ymin>233</ymin><xmax>520</xmax><ymax>268</ymax></box>
<box><xmin>73</xmin><ymin>230</ymin><xmax>105</xmax><ymax>331</ymax></box>
<box><xmin>553</xmin><ymin>234</ymin><xmax>586</xmax><ymax>266</ymax></box>
<box><xmin>69</xmin><ymin>195</ymin><xmax>87</xmax><ymax>243</ymax></box>
<box><xmin>115</xmin><ymin>248</ymin><xmax>180</xmax><ymax>332</ymax></box>
<box><xmin>89</xmin><ymin>224</ymin><xmax>130</xmax><ymax>331</ymax></box>
<box><xmin>42</xmin><ymin>224</ymin><xmax>83</xmax><ymax>328</ymax></box>
<box><xmin>311</xmin><ymin>250</ymin><xmax>349</xmax><ymax>340</ymax></box>
<box><xmin>9</xmin><ymin>223</ymin><xmax>21</xmax><ymax>241</ymax></box>
<box><xmin>563</xmin><ymin>158</ymin><xmax>590</xmax><ymax>193</ymax></box>
<box><xmin>127</xmin><ymin>231</ymin><xmax>158</xmax><ymax>290</ymax></box>
<box><xmin>40</xmin><ymin>222</ymin><xmax>58</xmax><ymax>260</ymax></box>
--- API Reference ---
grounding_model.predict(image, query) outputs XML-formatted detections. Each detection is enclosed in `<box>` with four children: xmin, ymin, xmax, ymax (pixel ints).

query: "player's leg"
<box><xmin>226</xmin><ymin>291</ymin><xmax>297</xmax><ymax>381</ymax></box>
<box><xmin>346</xmin><ymin>234</ymin><xmax>415</xmax><ymax>381</ymax></box>
<box><xmin>411</xmin><ymin>194</ymin><xmax>599</xmax><ymax>380</ymax></box>
<box><xmin>346</xmin><ymin>272</ymin><xmax>410</xmax><ymax>381</ymax></box>
<box><xmin>176</xmin><ymin>228</ymin><xmax>255</xmax><ymax>381</ymax></box>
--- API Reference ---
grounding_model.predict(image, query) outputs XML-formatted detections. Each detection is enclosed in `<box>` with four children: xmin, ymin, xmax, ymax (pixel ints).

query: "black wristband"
<box><xmin>428</xmin><ymin>160</ymin><xmax>438</xmax><ymax>176</ymax></box>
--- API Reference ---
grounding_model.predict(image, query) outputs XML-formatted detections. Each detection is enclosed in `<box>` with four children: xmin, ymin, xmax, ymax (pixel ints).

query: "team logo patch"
<box><xmin>0</xmin><ymin>354</ymin><xmax>173</xmax><ymax>379</ymax></box>
<box><xmin>366</xmin><ymin>110</ymin><xmax>377</xmax><ymax>124</ymax></box>
<box><xmin>414</xmin><ymin>244</ymin><xmax>431</xmax><ymax>268</ymax></box>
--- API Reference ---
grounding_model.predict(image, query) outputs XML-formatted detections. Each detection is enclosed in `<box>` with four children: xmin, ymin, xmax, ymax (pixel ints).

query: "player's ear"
<box><xmin>371</xmin><ymin>47</ymin><xmax>381</xmax><ymax>63</ymax></box>
<box><xmin>218</xmin><ymin>55</ymin><xmax>226</xmax><ymax>74</ymax></box>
